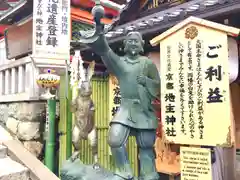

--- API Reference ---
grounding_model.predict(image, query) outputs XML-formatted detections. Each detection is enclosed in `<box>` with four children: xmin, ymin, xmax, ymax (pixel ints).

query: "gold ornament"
<box><xmin>185</xmin><ymin>26</ymin><xmax>198</xmax><ymax>39</ymax></box>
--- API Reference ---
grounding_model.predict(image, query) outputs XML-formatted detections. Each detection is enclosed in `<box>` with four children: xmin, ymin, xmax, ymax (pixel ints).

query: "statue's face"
<box><xmin>79</xmin><ymin>81</ymin><xmax>92</xmax><ymax>97</ymax></box>
<box><xmin>124</xmin><ymin>34</ymin><xmax>143</xmax><ymax>56</ymax></box>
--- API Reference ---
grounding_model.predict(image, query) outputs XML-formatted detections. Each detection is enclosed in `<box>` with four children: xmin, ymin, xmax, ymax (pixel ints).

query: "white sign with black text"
<box><xmin>32</xmin><ymin>0</ymin><xmax>70</xmax><ymax>60</ymax></box>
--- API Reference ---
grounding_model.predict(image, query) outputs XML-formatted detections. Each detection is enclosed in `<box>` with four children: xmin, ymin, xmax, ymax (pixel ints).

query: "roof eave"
<box><xmin>75</xmin><ymin>0</ymin><xmax>240</xmax><ymax>52</ymax></box>
<box><xmin>150</xmin><ymin>16</ymin><xmax>240</xmax><ymax>46</ymax></box>
<box><xmin>100</xmin><ymin>0</ymin><xmax>125</xmax><ymax>10</ymax></box>
<box><xmin>0</xmin><ymin>0</ymin><xmax>28</xmax><ymax>24</ymax></box>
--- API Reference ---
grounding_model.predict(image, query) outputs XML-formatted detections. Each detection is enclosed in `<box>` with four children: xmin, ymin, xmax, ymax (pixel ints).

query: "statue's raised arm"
<box><xmin>78</xmin><ymin>1</ymin><xmax>122</xmax><ymax>77</ymax></box>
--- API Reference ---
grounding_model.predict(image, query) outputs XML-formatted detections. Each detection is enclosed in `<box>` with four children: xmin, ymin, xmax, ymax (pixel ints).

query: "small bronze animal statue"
<box><xmin>71</xmin><ymin>61</ymin><xmax>98</xmax><ymax>165</ymax></box>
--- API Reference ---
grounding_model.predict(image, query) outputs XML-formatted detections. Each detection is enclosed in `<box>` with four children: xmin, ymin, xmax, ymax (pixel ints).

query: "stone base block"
<box><xmin>0</xmin><ymin>157</ymin><xmax>29</xmax><ymax>180</ymax></box>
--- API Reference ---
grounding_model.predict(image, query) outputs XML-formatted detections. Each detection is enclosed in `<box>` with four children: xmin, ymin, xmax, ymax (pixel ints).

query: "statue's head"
<box><xmin>79</xmin><ymin>81</ymin><xmax>92</xmax><ymax>97</ymax></box>
<box><xmin>123</xmin><ymin>31</ymin><xmax>144</xmax><ymax>57</ymax></box>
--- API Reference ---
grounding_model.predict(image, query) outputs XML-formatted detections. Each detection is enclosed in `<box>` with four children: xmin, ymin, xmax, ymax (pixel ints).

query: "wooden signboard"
<box><xmin>150</xmin><ymin>16</ymin><xmax>240</xmax><ymax>147</ymax></box>
<box><xmin>151</xmin><ymin>17</ymin><xmax>240</xmax><ymax>179</ymax></box>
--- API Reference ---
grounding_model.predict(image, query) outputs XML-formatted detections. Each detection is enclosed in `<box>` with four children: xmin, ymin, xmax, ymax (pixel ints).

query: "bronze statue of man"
<box><xmin>79</xmin><ymin>3</ymin><xmax>160</xmax><ymax>180</ymax></box>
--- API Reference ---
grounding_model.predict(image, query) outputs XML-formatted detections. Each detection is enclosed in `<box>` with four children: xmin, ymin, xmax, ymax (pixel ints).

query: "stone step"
<box><xmin>4</xmin><ymin>140</ymin><xmax>60</xmax><ymax>180</ymax></box>
<box><xmin>0</xmin><ymin>157</ymin><xmax>30</xmax><ymax>180</ymax></box>
<box><xmin>0</xmin><ymin>145</ymin><xmax>7</xmax><ymax>159</ymax></box>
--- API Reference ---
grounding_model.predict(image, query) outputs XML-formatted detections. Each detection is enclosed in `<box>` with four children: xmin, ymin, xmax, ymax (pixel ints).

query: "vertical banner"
<box><xmin>32</xmin><ymin>0</ymin><xmax>70</xmax><ymax>59</ymax></box>
<box><xmin>180</xmin><ymin>146</ymin><xmax>212</xmax><ymax>180</ymax></box>
<box><xmin>108</xmin><ymin>74</ymin><xmax>121</xmax><ymax>155</ymax></box>
<box><xmin>160</xmin><ymin>24</ymin><xmax>232</xmax><ymax>146</ymax></box>
<box><xmin>109</xmin><ymin>74</ymin><xmax>121</xmax><ymax>121</ymax></box>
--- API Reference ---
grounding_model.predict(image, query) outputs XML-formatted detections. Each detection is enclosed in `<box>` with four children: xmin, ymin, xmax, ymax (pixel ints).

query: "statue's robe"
<box><xmin>91</xmin><ymin>35</ymin><xmax>160</xmax><ymax>129</ymax></box>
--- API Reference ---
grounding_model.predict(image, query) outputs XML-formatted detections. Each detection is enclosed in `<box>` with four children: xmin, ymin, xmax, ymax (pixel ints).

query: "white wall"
<box><xmin>0</xmin><ymin>39</ymin><xmax>40</xmax><ymax>102</ymax></box>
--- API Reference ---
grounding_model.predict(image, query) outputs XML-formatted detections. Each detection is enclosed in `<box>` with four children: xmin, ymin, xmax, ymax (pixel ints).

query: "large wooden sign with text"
<box><xmin>159</xmin><ymin>21</ymin><xmax>232</xmax><ymax>146</ymax></box>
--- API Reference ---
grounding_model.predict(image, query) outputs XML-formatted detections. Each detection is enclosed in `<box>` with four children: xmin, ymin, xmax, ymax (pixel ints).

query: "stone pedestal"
<box><xmin>60</xmin><ymin>159</ymin><xmax>116</xmax><ymax>180</ymax></box>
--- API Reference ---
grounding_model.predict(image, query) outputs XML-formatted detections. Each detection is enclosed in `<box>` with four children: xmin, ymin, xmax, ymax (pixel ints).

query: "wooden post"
<box><xmin>24</xmin><ymin>63</ymin><xmax>32</xmax><ymax>94</ymax></box>
<box><xmin>18</xmin><ymin>65</ymin><xmax>24</xmax><ymax>93</ymax></box>
<box><xmin>209</xmin><ymin>83</ymin><xmax>238</xmax><ymax>180</ymax></box>
<box><xmin>4</xmin><ymin>69</ymin><xmax>9</xmax><ymax>95</ymax></box>
<box><xmin>11</xmin><ymin>67</ymin><xmax>16</xmax><ymax>94</ymax></box>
